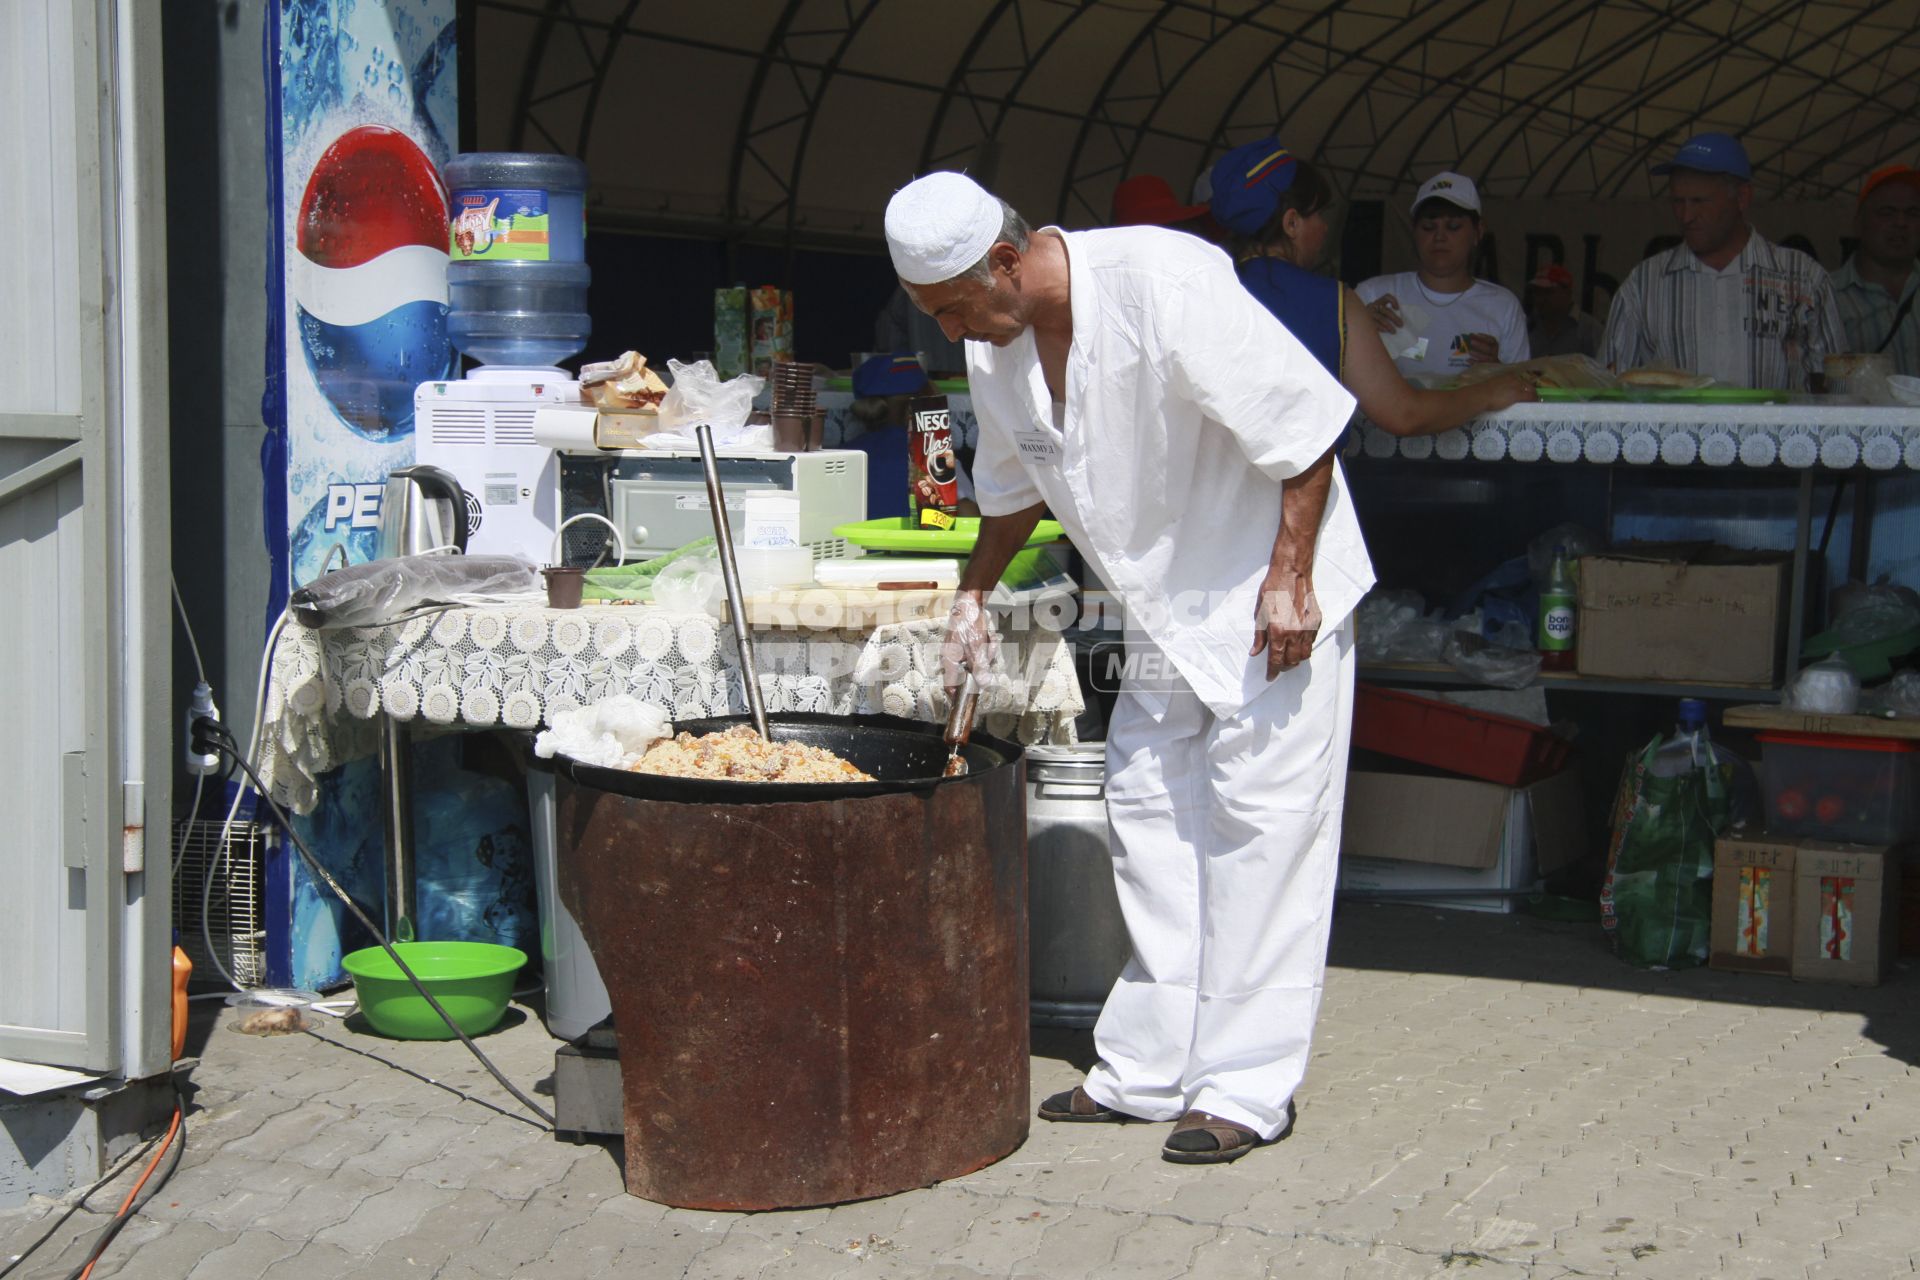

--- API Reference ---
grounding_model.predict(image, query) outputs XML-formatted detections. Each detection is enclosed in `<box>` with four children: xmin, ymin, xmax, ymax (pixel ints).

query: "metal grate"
<box><xmin>172</xmin><ymin>815</ymin><xmax>268</xmax><ymax>989</ymax></box>
<box><xmin>426</xmin><ymin>407</ymin><xmax>487</xmax><ymax>445</ymax></box>
<box><xmin>492</xmin><ymin>408</ymin><xmax>538</xmax><ymax>446</ymax></box>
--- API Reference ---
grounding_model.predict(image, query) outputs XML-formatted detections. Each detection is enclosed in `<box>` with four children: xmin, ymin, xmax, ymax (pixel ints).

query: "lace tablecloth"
<box><xmin>1351</xmin><ymin>401</ymin><xmax>1920</xmax><ymax>469</ymax></box>
<box><xmin>259</xmin><ymin>602</ymin><xmax>1083</xmax><ymax>814</ymax></box>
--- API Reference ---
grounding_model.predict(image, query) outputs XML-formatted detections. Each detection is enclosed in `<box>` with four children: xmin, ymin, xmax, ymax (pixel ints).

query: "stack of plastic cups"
<box><xmin>444</xmin><ymin>153</ymin><xmax>592</xmax><ymax>371</ymax></box>
<box><xmin>768</xmin><ymin>358</ymin><xmax>824</xmax><ymax>451</ymax></box>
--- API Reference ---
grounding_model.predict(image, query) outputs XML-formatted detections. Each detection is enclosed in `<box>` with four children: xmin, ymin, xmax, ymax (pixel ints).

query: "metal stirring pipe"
<box><xmin>695</xmin><ymin>423</ymin><xmax>770</xmax><ymax>739</ymax></box>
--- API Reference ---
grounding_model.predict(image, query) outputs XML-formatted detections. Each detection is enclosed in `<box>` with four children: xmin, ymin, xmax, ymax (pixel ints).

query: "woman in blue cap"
<box><xmin>1208</xmin><ymin>141</ymin><xmax>1533</xmax><ymax>433</ymax></box>
<box><xmin>846</xmin><ymin>351</ymin><xmax>979</xmax><ymax>521</ymax></box>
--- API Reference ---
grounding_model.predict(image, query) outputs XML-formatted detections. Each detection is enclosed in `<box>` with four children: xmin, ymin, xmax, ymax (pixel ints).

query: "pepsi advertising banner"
<box><xmin>265</xmin><ymin>0</ymin><xmax>458</xmax><ymax>604</ymax></box>
<box><xmin>263</xmin><ymin>0</ymin><xmax>459</xmax><ymax>988</ymax></box>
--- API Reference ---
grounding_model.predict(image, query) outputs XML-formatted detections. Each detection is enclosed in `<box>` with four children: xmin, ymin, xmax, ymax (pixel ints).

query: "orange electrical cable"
<box><xmin>75</xmin><ymin>1100</ymin><xmax>182</xmax><ymax>1280</ymax></box>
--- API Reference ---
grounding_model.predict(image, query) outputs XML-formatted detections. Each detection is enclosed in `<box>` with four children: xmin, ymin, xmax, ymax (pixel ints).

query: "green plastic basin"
<box><xmin>341</xmin><ymin>941</ymin><xmax>526</xmax><ymax>1040</ymax></box>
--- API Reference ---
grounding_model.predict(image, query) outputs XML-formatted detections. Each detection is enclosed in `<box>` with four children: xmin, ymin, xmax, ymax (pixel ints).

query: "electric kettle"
<box><xmin>375</xmin><ymin>465</ymin><xmax>470</xmax><ymax>559</ymax></box>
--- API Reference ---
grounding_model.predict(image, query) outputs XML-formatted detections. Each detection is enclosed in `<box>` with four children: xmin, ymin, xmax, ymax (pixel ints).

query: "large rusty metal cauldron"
<box><xmin>556</xmin><ymin>713</ymin><xmax>1028</xmax><ymax>1209</ymax></box>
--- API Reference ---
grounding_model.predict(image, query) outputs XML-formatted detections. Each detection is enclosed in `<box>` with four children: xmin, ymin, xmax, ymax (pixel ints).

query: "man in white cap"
<box><xmin>885</xmin><ymin>170</ymin><xmax>1373</xmax><ymax>1164</ymax></box>
<box><xmin>1357</xmin><ymin>171</ymin><xmax>1529</xmax><ymax>379</ymax></box>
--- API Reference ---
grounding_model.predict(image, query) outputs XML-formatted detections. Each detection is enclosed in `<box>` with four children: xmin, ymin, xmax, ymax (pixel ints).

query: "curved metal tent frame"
<box><xmin>477</xmin><ymin>0</ymin><xmax>1920</xmax><ymax>256</ymax></box>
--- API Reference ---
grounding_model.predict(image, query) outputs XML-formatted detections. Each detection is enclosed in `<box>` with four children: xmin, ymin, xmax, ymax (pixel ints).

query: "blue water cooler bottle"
<box><xmin>444</xmin><ymin>152</ymin><xmax>592</xmax><ymax>369</ymax></box>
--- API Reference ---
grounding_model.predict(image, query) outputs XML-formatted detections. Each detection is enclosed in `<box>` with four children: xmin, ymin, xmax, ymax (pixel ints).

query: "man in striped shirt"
<box><xmin>1602</xmin><ymin>132</ymin><xmax>1843</xmax><ymax>390</ymax></box>
<box><xmin>1831</xmin><ymin>165</ymin><xmax>1920</xmax><ymax>377</ymax></box>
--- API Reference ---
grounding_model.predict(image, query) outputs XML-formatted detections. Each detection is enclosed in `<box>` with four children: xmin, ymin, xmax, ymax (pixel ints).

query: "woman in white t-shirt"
<box><xmin>1356</xmin><ymin>172</ymin><xmax>1529</xmax><ymax>380</ymax></box>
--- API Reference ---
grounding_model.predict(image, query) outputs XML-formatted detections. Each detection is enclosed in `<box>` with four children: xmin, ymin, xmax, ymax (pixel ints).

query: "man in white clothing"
<box><xmin>1358</xmin><ymin>171</ymin><xmax>1530</xmax><ymax>379</ymax></box>
<box><xmin>1602</xmin><ymin>132</ymin><xmax>1843</xmax><ymax>390</ymax></box>
<box><xmin>884</xmin><ymin>171</ymin><xmax>1374</xmax><ymax>1164</ymax></box>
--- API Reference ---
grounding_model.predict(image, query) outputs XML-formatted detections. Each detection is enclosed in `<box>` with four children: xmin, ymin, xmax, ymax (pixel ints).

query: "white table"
<box><xmin>258</xmin><ymin>599</ymin><xmax>1083</xmax><ymax>814</ymax></box>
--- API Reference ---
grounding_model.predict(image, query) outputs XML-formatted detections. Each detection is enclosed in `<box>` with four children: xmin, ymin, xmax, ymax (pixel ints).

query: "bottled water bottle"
<box><xmin>1648</xmin><ymin>698</ymin><xmax>1759</xmax><ymax>824</ymax></box>
<box><xmin>1649</xmin><ymin>699</ymin><xmax>1714</xmax><ymax>777</ymax></box>
<box><xmin>444</xmin><ymin>153</ymin><xmax>592</xmax><ymax>368</ymax></box>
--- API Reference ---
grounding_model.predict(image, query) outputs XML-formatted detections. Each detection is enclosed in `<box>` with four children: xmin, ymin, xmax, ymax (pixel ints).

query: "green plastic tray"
<box><xmin>1635</xmin><ymin>386</ymin><xmax>1788</xmax><ymax>404</ymax></box>
<box><xmin>1535</xmin><ymin>386</ymin><xmax>1620</xmax><ymax>402</ymax></box>
<box><xmin>1534</xmin><ymin>385</ymin><xmax>1788</xmax><ymax>404</ymax></box>
<box><xmin>835</xmin><ymin>516</ymin><xmax>1066</xmax><ymax>554</ymax></box>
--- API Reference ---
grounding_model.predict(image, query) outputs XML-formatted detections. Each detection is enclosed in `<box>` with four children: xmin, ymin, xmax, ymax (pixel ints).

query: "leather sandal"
<box><xmin>1038</xmin><ymin>1085</ymin><xmax>1128</xmax><ymax>1123</ymax></box>
<box><xmin>1161</xmin><ymin>1100</ymin><xmax>1295</xmax><ymax>1165</ymax></box>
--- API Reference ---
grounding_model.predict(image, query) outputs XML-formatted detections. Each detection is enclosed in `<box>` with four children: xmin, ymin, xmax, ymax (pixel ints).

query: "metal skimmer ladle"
<box><xmin>943</xmin><ymin>670</ymin><xmax>979</xmax><ymax>777</ymax></box>
<box><xmin>695</xmin><ymin>423</ymin><xmax>770</xmax><ymax>740</ymax></box>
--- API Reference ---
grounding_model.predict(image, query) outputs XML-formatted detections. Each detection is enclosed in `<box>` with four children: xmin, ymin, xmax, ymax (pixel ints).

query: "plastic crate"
<box><xmin>1756</xmin><ymin>731</ymin><xmax>1920</xmax><ymax>845</ymax></box>
<box><xmin>1352</xmin><ymin>684</ymin><xmax>1571</xmax><ymax>787</ymax></box>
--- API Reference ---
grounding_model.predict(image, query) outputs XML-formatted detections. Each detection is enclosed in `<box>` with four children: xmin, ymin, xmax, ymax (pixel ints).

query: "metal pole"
<box><xmin>1787</xmin><ymin>469</ymin><xmax>1814</xmax><ymax>678</ymax></box>
<box><xmin>379</xmin><ymin>717</ymin><xmax>416</xmax><ymax>941</ymax></box>
<box><xmin>694</xmin><ymin>423</ymin><xmax>770</xmax><ymax>739</ymax></box>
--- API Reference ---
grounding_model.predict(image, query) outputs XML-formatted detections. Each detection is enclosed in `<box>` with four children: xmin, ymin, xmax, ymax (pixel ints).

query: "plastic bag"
<box><xmin>533</xmin><ymin>695</ymin><xmax>672</xmax><ymax>769</ymax></box>
<box><xmin>650</xmin><ymin>552</ymin><xmax>724</xmax><ymax>614</ymax></box>
<box><xmin>1442</xmin><ymin>630</ymin><xmax>1541</xmax><ymax>689</ymax></box>
<box><xmin>1355</xmin><ymin>588</ymin><xmax>1449</xmax><ymax>663</ymax></box>
<box><xmin>1826</xmin><ymin>581</ymin><xmax>1920</xmax><ymax>648</ymax></box>
<box><xmin>1785</xmin><ymin>656</ymin><xmax>1861</xmax><ymax>715</ymax></box>
<box><xmin>412</xmin><ymin>738</ymin><xmax>536</xmax><ymax>950</ymax></box>
<box><xmin>1884</xmin><ymin>671</ymin><xmax>1920</xmax><ymax>717</ymax></box>
<box><xmin>1599</xmin><ymin>735</ymin><xmax>1731</xmax><ymax>968</ymax></box>
<box><xmin>655</xmin><ymin>358</ymin><xmax>768</xmax><ymax>448</ymax></box>
<box><xmin>581</xmin><ymin>537</ymin><xmax>715</xmax><ymax>603</ymax></box>
<box><xmin>288</xmin><ymin>554</ymin><xmax>540</xmax><ymax>629</ymax></box>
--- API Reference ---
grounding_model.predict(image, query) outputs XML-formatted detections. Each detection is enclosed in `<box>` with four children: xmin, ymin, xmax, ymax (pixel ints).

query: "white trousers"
<box><xmin>1082</xmin><ymin>622</ymin><xmax>1355</xmax><ymax>1139</ymax></box>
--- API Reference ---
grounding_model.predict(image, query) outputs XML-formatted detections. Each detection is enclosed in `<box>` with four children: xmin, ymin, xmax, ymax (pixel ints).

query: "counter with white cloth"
<box><xmin>1350</xmin><ymin>400</ymin><xmax>1920</xmax><ymax>469</ymax></box>
<box><xmin>1351</xmin><ymin>399</ymin><xmax>1920</xmax><ymax>694</ymax></box>
<box><xmin>257</xmin><ymin>597</ymin><xmax>1082</xmax><ymax>814</ymax></box>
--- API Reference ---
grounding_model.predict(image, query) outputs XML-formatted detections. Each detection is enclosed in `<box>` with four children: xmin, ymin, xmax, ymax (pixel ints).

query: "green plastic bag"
<box><xmin>579</xmin><ymin>537</ymin><xmax>715</xmax><ymax>603</ymax></box>
<box><xmin>1598</xmin><ymin>735</ymin><xmax>1731</xmax><ymax>969</ymax></box>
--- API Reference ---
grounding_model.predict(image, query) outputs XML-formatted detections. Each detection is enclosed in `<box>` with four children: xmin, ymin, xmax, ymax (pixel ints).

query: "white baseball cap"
<box><xmin>1412</xmin><ymin>171</ymin><xmax>1482</xmax><ymax>215</ymax></box>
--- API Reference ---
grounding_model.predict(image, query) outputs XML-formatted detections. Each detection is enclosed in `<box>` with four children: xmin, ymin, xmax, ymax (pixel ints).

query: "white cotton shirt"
<box><xmin>1354</xmin><ymin>272</ymin><xmax>1530</xmax><ymax>378</ymax></box>
<box><xmin>966</xmin><ymin>226</ymin><xmax>1375</xmax><ymax>718</ymax></box>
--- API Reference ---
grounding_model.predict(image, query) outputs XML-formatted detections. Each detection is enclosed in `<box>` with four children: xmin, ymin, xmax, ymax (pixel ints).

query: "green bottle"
<box><xmin>1538</xmin><ymin>545</ymin><xmax>1577</xmax><ymax>672</ymax></box>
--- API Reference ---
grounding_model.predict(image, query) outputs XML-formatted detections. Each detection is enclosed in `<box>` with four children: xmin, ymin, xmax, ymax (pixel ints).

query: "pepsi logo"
<box><xmin>292</xmin><ymin>124</ymin><xmax>455</xmax><ymax>441</ymax></box>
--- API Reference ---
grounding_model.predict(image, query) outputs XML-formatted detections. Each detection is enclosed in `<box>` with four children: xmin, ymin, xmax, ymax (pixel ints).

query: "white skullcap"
<box><xmin>885</xmin><ymin>172</ymin><xmax>1003</xmax><ymax>285</ymax></box>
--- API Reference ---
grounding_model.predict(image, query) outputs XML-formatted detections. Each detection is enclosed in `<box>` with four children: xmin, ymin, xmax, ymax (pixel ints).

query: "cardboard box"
<box><xmin>1577</xmin><ymin>544</ymin><xmax>1789</xmax><ymax>686</ymax></box>
<box><xmin>1338</xmin><ymin>767</ymin><xmax>1586</xmax><ymax>913</ymax></box>
<box><xmin>1710</xmin><ymin>834</ymin><xmax>1798</xmax><ymax>974</ymax></box>
<box><xmin>1791</xmin><ymin>842</ymin><xmax>1901</xmax><ymax>985</ymax></box>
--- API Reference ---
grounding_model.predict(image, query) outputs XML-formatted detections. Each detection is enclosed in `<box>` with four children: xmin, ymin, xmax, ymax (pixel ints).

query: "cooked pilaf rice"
<box><xmin>628</xmin><ymin>724</ymin><xmax>873</xmax><ymax>783</ymax></box>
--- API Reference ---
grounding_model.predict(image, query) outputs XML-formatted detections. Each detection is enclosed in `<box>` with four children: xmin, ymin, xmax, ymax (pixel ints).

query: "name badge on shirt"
<box><xmin>1013</xmin><ymin>427</ymin><xmax>1062</xmax><ymax>466</ymax></box>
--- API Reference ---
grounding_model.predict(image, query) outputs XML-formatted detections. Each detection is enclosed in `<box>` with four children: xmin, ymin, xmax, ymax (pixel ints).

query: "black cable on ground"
<box><xmin>0</xmin><ymin>1131</ymin><xmax>163</xmax><ymax>1280</ymax></box>
<box><xmin>48</xmin><ymin>1082</ymin><xmax>186</xmax><ymax>1280</ymax></box>
<box><xmin>200</xmin><ymin>720</ymin><xmax>556</xmax><ymax>1129</ymax></box>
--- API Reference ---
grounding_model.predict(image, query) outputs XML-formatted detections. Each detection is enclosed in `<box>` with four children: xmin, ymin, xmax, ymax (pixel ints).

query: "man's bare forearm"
<box><xmin>1272</xmin><ymin>446</ymin><xmax>1335</xmax><ymax>569</ymax></box>
<box><xmin>958</xmin><ymin>502</ymin><xmax>1048</xmax><ymax>596</ymax></box>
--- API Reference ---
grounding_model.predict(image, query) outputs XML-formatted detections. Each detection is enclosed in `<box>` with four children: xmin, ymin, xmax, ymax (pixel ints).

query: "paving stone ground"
<box><xmin>4</xmin><ymin>905</ymin><xmax>1916</xmax><ymax>1279</ymax></box>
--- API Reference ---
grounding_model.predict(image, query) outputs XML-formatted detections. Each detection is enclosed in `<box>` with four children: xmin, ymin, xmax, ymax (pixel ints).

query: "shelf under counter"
<box><xmin>1359</xmin><ymin>662</ymin><xmax>1785</xmax><ymax>703</ymax></box>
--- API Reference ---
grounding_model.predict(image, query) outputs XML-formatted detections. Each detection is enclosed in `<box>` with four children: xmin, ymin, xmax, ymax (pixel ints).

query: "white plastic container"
<box><xmin>814</xmin><ymin>557</ymin><xmax>961</xmax><ymax>590</ymax></box>
<box><xmin>737</xmin><ymin>545</ymin><xmax>814</xmax><ymax>593</ymax></box>
<box><xmin>743</xmin><ymin>491</ymin><xmax>802</xmax><ymax>548</ymax></box>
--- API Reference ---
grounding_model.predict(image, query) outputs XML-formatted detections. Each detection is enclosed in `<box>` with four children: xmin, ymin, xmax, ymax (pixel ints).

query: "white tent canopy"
<box><xmin>476</xmin><ymin>0</ymin><xmax>1920</xmax><ymax>250</ymax></box>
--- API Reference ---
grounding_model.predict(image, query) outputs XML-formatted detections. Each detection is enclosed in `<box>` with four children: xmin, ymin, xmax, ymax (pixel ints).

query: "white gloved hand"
<box><xmin>940</xmin><ymin>592</ymin><xmax>999</xmax><ymax>696</ymax></box>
